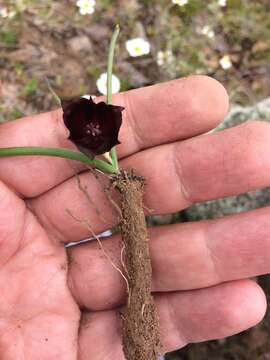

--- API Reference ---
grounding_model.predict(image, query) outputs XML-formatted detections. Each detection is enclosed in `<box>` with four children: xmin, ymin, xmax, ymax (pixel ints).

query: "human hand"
<box><xmin>0</xmin><ymin>75</ymin><xmax>269</xmax><ymax>359</ymax></box>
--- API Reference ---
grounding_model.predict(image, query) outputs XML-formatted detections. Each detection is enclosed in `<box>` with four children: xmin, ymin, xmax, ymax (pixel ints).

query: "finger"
<box><xmin>0</xmin><ymin>180</ymin><xmax>26</xmax><ymax>267</ymax></box>
<box><xmin>67</xmin><ymin>205</ymin><xmax>270</xmax><ymax>311</ymax></box>
<box><xmin>30</xmin><ymin>120</ymin><xmax>270</xmax><ymax>243</ymax></box>
<box><xmin>0</xmin><ymin>76</ymin><xmax>228</xmax><ymax>197</ymax></box>
<box><xmin>78</xmin><ymin>280</ymin><xmax>266</xmax><ymax>359</ymax></box>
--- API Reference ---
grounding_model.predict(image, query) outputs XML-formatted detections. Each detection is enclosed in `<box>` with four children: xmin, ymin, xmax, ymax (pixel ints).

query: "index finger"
<box><xmin>0</xmin><ymin>75</ymin><xmax>228</xmax><ymax>197</ymax></box>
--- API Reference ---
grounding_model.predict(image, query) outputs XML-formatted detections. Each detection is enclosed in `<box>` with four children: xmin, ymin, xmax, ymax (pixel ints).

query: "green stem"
<box><xmin>107</xmin><ymin>24</ymin><xmax>120</xmax><ymax>172</ymax></box>
<box><xmin>107</xmin><ymin>24</ymin><xmax>120</xmax><ymax>105</ymax></box>
<box><xmin>0</xmin><ymin>147</ymin><xmax>115</xmax><ymax>174</ymax></box>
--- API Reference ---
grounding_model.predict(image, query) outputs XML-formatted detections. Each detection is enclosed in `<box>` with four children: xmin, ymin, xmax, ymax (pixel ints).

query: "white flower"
<box><xmin>166</xmin><ymin>49</ymin><xmax>174</xmax><ymax>64</ymax></box>
<box><xmin>125</xmin><ymin>38</ymin><xmax>151</xmax><ymax>57</ymax></box>
<box><xmin>0</xmin><ymin>7</ymin><xmax>16</xmax><ymax>18</ymax></box>
<box><xmin>156</xmin><ymin>50</ymin><xmax>174</xmax><ymax>66</ymax></box>
<box><xmin>172</xmin><ymin>0</ymin><xmax>189</xmax><ymax>6</ymax></box>
<box><xmin>8</xmin><ymin>10</ymin><xmax>16</xmax><ymax>18</ymax></box>
<box><xmin>218</xmin><ymin>0</ymin><xmax>227</xmax><ymax>6</ymax></box>
<box><xmin>76</xmin><ymin>0</ymin><xmax>96</xmax><ymax>15</ymax></box>
<box><xmin>0</xmin><ymin>7</ymin><xmax>8</xmax><ymax>18</ymax></box>
<box><xmin>157</xmin><ymin>51</ymin><xmax>165</xmax><ymax>66</ymax></box>
<box><xmin>82</xmin><ymin>94</ymin><xmax>96</xmax><ymax>100</ymax></box>
<box><xmin>219</xmin><ymin>55</ymin><xmax>232</xmax><ymax>70</ymax></box>
<box><xmin>201</xmin><ymin>25</ymin><xmax>215</xmax><ymax>39</ymax></box>
<box><xmin>96</xmin><ymin>73</ymin><xmax>121</xmax><ymax>96</ymax></box>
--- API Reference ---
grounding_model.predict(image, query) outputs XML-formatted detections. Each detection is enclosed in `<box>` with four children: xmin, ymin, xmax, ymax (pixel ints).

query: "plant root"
<box><xmin>110</xmin><ymin>169</ymin><xmax>161</xmax><ymax>360</ymax></box>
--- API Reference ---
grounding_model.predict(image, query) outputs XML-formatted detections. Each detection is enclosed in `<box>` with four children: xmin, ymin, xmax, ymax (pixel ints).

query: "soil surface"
<box><xmin>1</xmin><ymin>1</ymin><xmax>269</xmax><ymax>123</ymax></box>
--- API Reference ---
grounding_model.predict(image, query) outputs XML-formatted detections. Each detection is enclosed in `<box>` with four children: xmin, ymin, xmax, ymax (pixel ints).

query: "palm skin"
<box><xmin>0</xmin><ymin>75</ymin><xmax>269</xmax><ymax>359</ymax></box>
<box><xmin>0</xmin><ymin>184</ymin><xmax>80</xmax><ymax>359</ymax></box>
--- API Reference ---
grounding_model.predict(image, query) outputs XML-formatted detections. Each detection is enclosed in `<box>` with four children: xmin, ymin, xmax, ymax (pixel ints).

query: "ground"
<box><xmin>0</xmin><ymin>0</ymin><xmax>270</xmax><ymax>359</ymax></box>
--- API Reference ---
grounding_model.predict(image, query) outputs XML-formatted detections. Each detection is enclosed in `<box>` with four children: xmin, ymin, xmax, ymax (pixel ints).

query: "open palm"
<box><xmin>0</xmin><ymin>76</ymin><xmax>269</xmax><ymax>359</ymax></box>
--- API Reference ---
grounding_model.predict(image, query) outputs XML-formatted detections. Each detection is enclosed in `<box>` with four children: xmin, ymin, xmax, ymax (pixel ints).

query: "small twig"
<box><xmin>66</xmin><ymin>208</ymin><xmax>130</xmax><ymax>295</ymax></box>
<box><xmin>86</xmin><ymin>164</ymin><xmax>108</xmax><ymax>180</ymax></box>
<box><xmin>104</xmin><ymin>183</ymin><xmax>123</xmax><ymax>218</ymax></box>
<box><xmin>142</xmin><ymin>204</ymin><xmax>154</xmax><ymax>213</ymax></box>
<box><xmin>85</xmin><ymin>165</ymin><xmax>123</xmax><ymax>219</ymax></box>
<box><xmin>86</xmin><ymin>164</ymin><xmax>123</xmax><ymax>218</ymax></box>
<box><xmin>141</xmin><ymin>303</ymin><xmax>146</xmax><ymax>317</ymax></box>
<box><xmin>120</xmin><ymin>243</ymin><xmax>129</xmax><ymax>279</ymax></box>
<box><xmin>75</xmin><ymin>173</ymin><xmax>109</xmax><ymax>225</ymax></box>
<box><xmin>45</xmin><ymin>77</ymin><xmax>61</xmax><ymax>106</ymax></box>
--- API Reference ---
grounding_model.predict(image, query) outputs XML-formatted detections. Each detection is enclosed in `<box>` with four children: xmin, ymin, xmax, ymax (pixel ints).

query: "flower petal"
<box><xmin>62</xmin><ymin>97</ymin><xmax>124</xmax><ymax>158</ymax></box>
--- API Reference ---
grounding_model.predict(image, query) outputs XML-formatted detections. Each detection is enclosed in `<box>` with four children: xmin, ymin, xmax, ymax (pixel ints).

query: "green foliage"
<box><xmin>21</xmin><ymin>79</ymin><xmax>38</xmax><ymax>98</ymax></box>
<box><xmin>170</xmin><ymin>0</ymin><xmax>205</xmax><ymax>24</ymax></box>
<box><xmin>99</xmin><ymin>0</ymin><xmax>113</xmax><ymax>9</ymax></box>
<box><xmin>1</xmin><ymin>0</ymin><xmax>269</xmax><ymax>113</ymax></box>
<box><xmin>9</xmin><ymin>107</ymin><xmax>24</xmax><ymax>120</ymax></box>
<box><xmin>87</xmin><ymin>65</ymin><xmax>101</xmax><ymax>80</ymax></box>
<box><xmin>14</xmin><ymin>62</ymin><xmax>23</xmax><ymax>77</ymax></box>
<box><xmin>0</xmin><ymin>30</ymin><xmax>17</xmax><ymax>47</ymax></box>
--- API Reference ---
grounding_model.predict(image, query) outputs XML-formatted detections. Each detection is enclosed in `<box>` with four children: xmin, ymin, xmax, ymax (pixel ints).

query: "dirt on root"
<box><xmin>111</xmin><ymin>169</ymin><xmax>161</xmax><ymax>360</ymax></box>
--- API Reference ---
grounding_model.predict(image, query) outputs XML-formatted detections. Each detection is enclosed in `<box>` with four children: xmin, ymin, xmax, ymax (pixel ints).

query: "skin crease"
<box><xmin>0</xmin><ymin>75</ymin><xmax>269</xmax><ymax>359</ymax></box>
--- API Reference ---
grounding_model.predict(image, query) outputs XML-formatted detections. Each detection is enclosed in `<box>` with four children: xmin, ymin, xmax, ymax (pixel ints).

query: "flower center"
<box><xmin>86</xmin><ymin>123</ymin><xmax>101</xmax><ymax>137</ymax></box>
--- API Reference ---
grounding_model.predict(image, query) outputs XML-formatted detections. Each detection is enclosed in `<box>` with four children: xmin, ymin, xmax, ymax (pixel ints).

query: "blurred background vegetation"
<box><xmin>1</xmin><ymin>1</ymin><xmax>270</xmax><ymax>359</ymax></box>
<box><xmin>0</xmin><ymin>0</ymin><xmax>269</xmax><ymax>122</ymax></box>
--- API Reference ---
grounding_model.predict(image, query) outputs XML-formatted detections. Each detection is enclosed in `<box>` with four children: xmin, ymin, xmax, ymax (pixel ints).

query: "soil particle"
<box><xmin>111</xmin><ymin>169</ymin><xmax>161</xmax><ymax>360</ymax></box>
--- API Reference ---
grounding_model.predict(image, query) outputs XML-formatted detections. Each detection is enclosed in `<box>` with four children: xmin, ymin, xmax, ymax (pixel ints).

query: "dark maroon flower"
<box><xmin>62</xmin><ymin>97</ymin><xmax>124</xmax><ymax>158</ymax></box>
